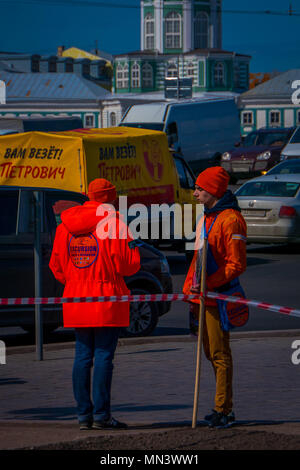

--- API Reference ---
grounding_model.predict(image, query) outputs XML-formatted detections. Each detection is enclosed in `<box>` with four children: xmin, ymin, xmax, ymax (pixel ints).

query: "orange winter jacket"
<box><xmin>183</xmin><ymin>191</ymin><xmax>247</xmax><ymax>307</ymax></box>
<box><xmin>49</xmin><ymin>201</ymin><xmax>141</xmax><ymax>327</ymax></box>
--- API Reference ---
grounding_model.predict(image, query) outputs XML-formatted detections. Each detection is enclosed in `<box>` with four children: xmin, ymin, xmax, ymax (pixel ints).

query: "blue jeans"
<box><xmin>72</xmin><ymin>327</ymin><xmax>120</xmax><ymax>424</ymax></box>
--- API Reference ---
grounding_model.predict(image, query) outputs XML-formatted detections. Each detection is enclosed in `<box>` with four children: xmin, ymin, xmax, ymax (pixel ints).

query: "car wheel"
<box><xmin>122</xmin><ymin>288</ymin><xmax>159</xmax><ymax>337</ymax></box>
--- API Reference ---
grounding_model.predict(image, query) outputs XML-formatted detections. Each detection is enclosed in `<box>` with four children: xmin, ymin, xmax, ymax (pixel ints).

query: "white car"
<box><xmin>236</xmin><ymin>174</ymin><xmax>300</xmax><ymax>244</ymax></box>
<box><xmin>280</xmin><ymin>126</ymin><xmax>300</xmax><ymax>160</ymax></box>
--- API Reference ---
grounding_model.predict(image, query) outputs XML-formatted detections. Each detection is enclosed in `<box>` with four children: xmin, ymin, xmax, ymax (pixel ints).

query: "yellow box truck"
<box><xmin>58</xmin><ymin>126</ymin><xmax>199</xmax><ymax>245</ymax></box>
<box><xmin>0</xmin><ymin>126</ymin><xmax>199</xmax><ymax>246</ymax></box>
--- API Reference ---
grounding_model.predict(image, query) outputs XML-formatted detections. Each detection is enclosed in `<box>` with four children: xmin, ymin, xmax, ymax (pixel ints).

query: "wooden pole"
<box><xmin>192</xmin><ymin>237</ymin><xmax>208</xmax><ymax>429</ymax></box>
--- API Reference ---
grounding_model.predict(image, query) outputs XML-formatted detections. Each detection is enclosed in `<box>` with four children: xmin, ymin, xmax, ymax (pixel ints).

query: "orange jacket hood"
<box><xmin>61</xmin><ymin>200</ymin><xmax>116</xmax><ymax>236</ymax></box>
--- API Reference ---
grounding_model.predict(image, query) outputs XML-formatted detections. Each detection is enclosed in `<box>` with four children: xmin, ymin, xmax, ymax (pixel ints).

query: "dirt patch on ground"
<box><xmin>27</xmin><ymin>426</ymin><xmax>300</xmax><ymax>451</ymax></box>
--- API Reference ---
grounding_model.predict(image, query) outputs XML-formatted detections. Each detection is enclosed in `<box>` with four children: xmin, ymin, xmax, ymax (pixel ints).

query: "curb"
<box><xmin>6</xmin><ymin>329</ymin><xmax>300</xmax><ymax>356</ymax></box>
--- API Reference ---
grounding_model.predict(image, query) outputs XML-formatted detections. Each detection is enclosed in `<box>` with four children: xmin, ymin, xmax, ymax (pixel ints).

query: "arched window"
<box><xmin>131</xmin><ymin>62</ymin><xmax>140</xmax><ymax>88</ymax></box>
<box><xmin>142</xmin><ymin>63</ymin><xmax>153</xmax><ymax>88</ymax></box>
<box><xmin>123</xmin><ymin>63</ymin><xmax>129</xmax><ymax>88</ymax></box>
<box><xmin>165</xmin><ymin>11</ymin><xmax>182</xmax><ymax>49</ymax></box>
<box><xmin>166</xmin><ymin>63</ymin><xmax>178</xmax><ymax>78</ymax></box>
<box><xmin>194</xmin><ymin>12</ymin><xmax>209</xmax><ymax>49</ymax></box>
<box><xmin>116</xmin><ymin>63</ymin><xmax>129</xmax><ymax>89</ymax></box>
<box><xmin>144</xmin><ymin>13</ymin><xmax>155</xmax><ymax>50</ymax></box>
<box><xmin>213</xmin><ymin>62</ymin><xmax>225</xmax><ymax>86</ymax></box>
<box><xmin>116</xmin><ymin>64</ymin><xmax>124</xmax><ymax>89</ymax></box>
<box><xmin>110</xmin><ymin>112</ymin><xmax>117</xmax><ymax>127</ymax></box>
<box><xmin>186</xmin><ymin>61</ymin><xmax>194</xmax><ymax>77</ymax></box>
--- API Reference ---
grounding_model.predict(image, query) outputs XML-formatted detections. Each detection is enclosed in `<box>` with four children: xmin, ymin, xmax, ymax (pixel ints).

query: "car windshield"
<box><xmin>119</xmin><ymin>122</ymin><xmax>164</xmax><ymax>131</ymax></box>
<box><xmin>243</xmin><ymin>131</ymin><xmax>289</xmax><ymax>147</ymax></box>
<box><xmin>236</xmin><ymin>181</ymin><xmax>300</xmax><ymax>197</ymax></box>
<box><xmin>267</xmin><ymin>161</ymin><xmax>300</xmax><ymax>175</ymax></box>
<box><xmin>290</xmin><ymin>127</ymin><xmax>300</xmax><ymax>143</ymax></box>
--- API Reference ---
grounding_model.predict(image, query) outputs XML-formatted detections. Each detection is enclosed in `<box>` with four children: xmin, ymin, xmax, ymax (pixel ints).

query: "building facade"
<box><xmin>113</xmin><ymin>0</ymin><xmax>250</xmax><ymax>95</ymax></box>
<box><xmin>238</xmin><ymin>69</ymin><xmax>300</xmax><ymax>136</ymax></box>
<box><xmin>0</xmin><ymin>51</ymin><xmax>112</xmax><ymax>89</ymax></box>
<box><xmin>0</xmin><ymin>71</ymin><xmax>122</xmax><ymax>128</ymax></box>
<box><xmin>141</xmin><ymin>0</ymin><xmax>222</xmax><ymax>52</ymax></box>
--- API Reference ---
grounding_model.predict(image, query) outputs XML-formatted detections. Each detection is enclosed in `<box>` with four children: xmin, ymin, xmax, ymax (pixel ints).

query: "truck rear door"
<box><xmin>173</xmin><ymin>156</ymin><xmax>199</xmax><ymax>240</ymax></box>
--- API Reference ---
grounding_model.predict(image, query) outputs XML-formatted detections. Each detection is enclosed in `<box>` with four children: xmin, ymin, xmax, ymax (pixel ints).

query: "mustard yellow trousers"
<box><xmin>202</xmin><ymin>306</ymin><xmax>233</xmax><ymax>415</ymax></box>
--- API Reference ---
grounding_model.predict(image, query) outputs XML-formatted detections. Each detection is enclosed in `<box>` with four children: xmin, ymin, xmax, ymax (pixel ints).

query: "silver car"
<box><xmin>266</xmin><ymin>158</ymin><xmax>300</xmax><ymax>176</ymax></box>
<box><xmin>280</xmin><ymin>126</ymin><xmax>300</xmax><ymax>160</ymax></box>
<box><xmin>235</xmin><ymin>174</ymin><xmax>300</xmax><ymax>244</ymax></box>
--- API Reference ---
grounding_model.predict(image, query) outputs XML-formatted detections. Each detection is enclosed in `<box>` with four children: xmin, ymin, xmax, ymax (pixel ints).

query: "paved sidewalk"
<box><xmin>1</xmin><ymin>330</ymin><xmax>300</xmax><ymax>449</ymax></box>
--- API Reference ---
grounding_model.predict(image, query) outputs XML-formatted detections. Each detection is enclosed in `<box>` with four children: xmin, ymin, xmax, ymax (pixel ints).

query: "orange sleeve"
<box><xmin>206</xmin><ymin>216</ymin><xmax>247</xmax><ymax>290</ymax></box>
<box><xmin>49</xmin><ymin>225</ymin><xmax>67</xmax><ymax>285</ymax></box>
<box><xmin>182</xmin><ymin>217</ymin><xmax>204</xmax><ymax>302</ymax></box>
<box><xmin>110</xmin><ymin>219</ymin><xmax>141</xmax><ymax>277</ymax></box>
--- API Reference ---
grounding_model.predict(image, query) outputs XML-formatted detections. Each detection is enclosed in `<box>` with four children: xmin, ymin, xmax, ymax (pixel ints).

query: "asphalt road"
<box><xmin>155</xmin><ymin>242</ymin><xmax>300</xmax><ymax>335</ymax></box>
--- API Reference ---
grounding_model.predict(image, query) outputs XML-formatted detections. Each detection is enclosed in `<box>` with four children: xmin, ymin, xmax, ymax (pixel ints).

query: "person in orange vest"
<box><xmin>49</xmin><ymin>178</ymin><xmax>141</xmax><ymax>430</ymax></box>
<box><xmin>183</xmin><ymin>166</ymin><xmax>247</xmax><ymax>428</ymax></box>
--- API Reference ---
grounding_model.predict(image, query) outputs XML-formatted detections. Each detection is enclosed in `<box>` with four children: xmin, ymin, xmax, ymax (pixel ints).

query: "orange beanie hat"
<box><xmin>195</xmin><ymin>166</ymin><xmax>230</xmax><ymax>199</ymax></box>
<box><xmin>88</xmin><ymin>178</ymin><xmax>117</xmax><ymax>203</ymax></box>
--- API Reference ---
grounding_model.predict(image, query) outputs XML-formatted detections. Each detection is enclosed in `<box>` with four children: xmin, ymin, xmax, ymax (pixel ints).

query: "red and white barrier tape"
<box><xmin>0</xmin><ymin>292</ymin><xmax>300</xmax><ymax>319</ymax></box>
<box><xmin>206</xmin><ymin>292</ymin><xmax>300</xmax><ymax>319</ymax></box>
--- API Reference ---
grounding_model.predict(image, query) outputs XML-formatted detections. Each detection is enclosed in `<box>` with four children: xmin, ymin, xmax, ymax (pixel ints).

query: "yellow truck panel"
<box><xmin>0</xmin><ymin>126</ymin><xmax>198</xmax><ymax>243</ymax></box>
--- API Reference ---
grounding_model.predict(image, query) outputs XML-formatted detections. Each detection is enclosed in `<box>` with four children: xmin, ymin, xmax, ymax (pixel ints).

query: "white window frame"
<box><xmin>213</xmin><ymin>62</ymin><xmax>225</xmax><ymax>86</ymax></box>
<box><xmin>242</xmin><ymin>111</ymin><xmax>254</xmax><ymax>125</ymax></box>
<box><xmin>131</xmin><ymin>62</ymin><xmax>140</xmax><ymax>88</ymax></box>
<box><xmin>110</xmin><ymin>112</ymin><xmax>117</xmax><ymax>127</ymax></box>
<box><xmin>123</xmin><ymin>64</ymin><xmax>129</xmax><ymax>88</ymax></box>
<box><xmin>186</xmin><ymin>61</ymin><xmax>194</xmax><ymax>77</ymax></box>
<box><xmin>116</xmin><ymin>63</ymin><xmax>129</xmax><ymax>89</ymax></box>
<box><xmin>84</xmin><ymin>114</ymin><xmax>95</xmax><ymax>128</ymax></box>
<box><xmin>116</xmin><ymin>64</ymin><xmax>124</xmax><ymax>89</ymax></box>
<box><xmin>166</xmin><ymin>62</ymin><xmax>178</xmax><ymax>78</ymax></box>
<box><xmin>142</xmin><ymin>62</ymin><xmax>153</xmax><ymax>88</ymax></box>
<box><xmin>144</xmin><ymin>13</ymin><xmax>155</xmax><ymax>50</ymax></box>
<box><xmin>194</xmin><ymin>11</ymin><xmax>209</xmax><ymax>49</ymax></box>
<box><xmin>269</xmin><ymin>110</ymin><xmax>281</xmax><ymax>127</ymax></box>
<box><xmin>165</xmin><ymin>11</ymin><xmax>182</xmax><ymax>49</ymax></box>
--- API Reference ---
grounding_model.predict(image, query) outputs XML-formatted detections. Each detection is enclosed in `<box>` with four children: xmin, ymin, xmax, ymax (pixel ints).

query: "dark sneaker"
<box><xmin>79</xmin><ymin>420</ymin><xmax>93</xmax><ymax>431</ymax></box>
<box><xmin>92</xmin><ymin>417</ymin><xmax>128</xmax><ymax>430</ymax></box>
<box><xmin>204</xmin><ymin>409</ymin><xmax>235</xmax><ymax>428</ymax></box>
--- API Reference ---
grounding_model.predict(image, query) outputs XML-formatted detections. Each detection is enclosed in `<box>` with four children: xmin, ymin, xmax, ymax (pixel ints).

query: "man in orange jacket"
<box><xmin>49</xmin><ymin>178</ymin><xmax>141</xmax><ymax>430</ymax></box>
<box><xmin>183</xmin><ymin>166</ymin><xmax>247</xmax><ymax>428</ymax></box>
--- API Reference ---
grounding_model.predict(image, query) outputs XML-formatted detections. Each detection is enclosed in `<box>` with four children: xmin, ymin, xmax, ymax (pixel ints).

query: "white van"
<box><xmin>119</xmin><ymin>97</ymin><xmax>241</xmax><ymax>174</ymax></box>
<box><xmin>280</xmin><ymin>126</ymin><xmax>300</xmax><ymax>160</ymax></box>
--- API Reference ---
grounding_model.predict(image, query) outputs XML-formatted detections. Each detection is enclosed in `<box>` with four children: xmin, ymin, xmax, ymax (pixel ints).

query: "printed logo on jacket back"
<box><xmin>68</xmin><ymin>233</ymin><xmax>99</xmax><ymax>268</ymax></box>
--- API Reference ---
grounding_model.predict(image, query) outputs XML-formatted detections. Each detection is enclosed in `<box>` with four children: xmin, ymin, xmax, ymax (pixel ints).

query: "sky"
<box><xmin>0</xmin><ymin>0</ymin><xmax>300</xmax><ymax>73</ymax></box>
